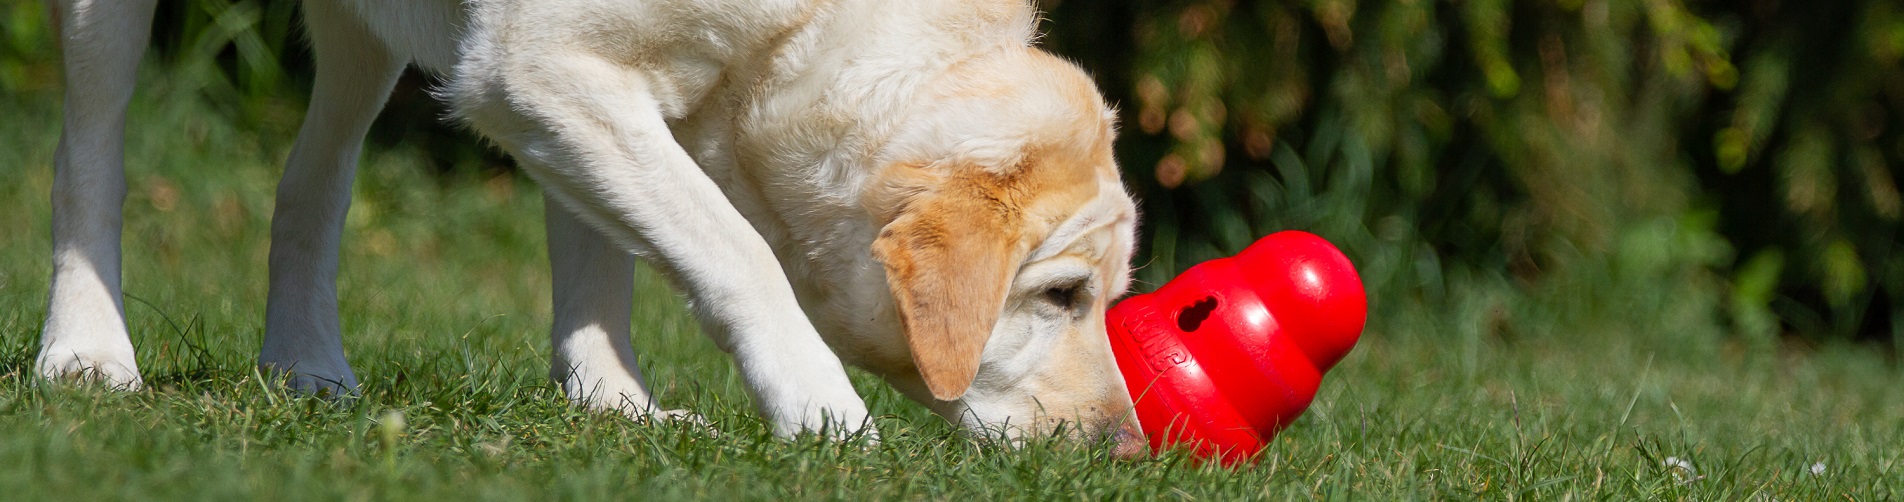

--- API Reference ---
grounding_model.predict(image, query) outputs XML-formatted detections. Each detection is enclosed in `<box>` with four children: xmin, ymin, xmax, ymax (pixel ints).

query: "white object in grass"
<box><xmin>1663</xmin><ymin>456</ymin><xmax>1704</xmax><ymax>484</ymax></box>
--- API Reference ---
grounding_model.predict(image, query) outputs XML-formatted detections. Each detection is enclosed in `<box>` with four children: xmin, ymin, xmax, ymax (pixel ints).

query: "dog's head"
<box><xmin>863</xmin><ymin>48</ymin><xmax>1144</xmax><ymax>454</ymax></box>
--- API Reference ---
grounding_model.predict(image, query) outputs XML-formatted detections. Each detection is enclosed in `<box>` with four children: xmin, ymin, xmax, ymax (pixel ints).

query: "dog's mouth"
<box><xmin>940</xmin><ymin>397</ymin><xmax>1143</xmax><ymax>452</ymax></box>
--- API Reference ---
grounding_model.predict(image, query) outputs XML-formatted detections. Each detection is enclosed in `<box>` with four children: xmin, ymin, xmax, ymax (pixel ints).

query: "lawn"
<box><xmin>1</xmin><ymin>71</ymin><xmax>1898</xmax><ymax>500</ymax></box>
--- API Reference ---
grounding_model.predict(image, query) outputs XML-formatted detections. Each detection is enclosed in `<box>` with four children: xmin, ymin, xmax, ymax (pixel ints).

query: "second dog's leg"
<box><xmin>545</xmin><ymin>198</ymin><xmax>661</xmax><ymax>415</ymax></box>
<box><xmin>259</xmin><ymin>1</ymin><xmax>404</xmax><ymax>394</ymax></box>
<box><xmin>38</xmin><ymin>0</ymin><xmax>158</xmax><ymax>389</ymax></box>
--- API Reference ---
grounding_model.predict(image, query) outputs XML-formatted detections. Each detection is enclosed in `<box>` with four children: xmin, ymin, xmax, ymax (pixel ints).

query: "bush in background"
<box><xmin>1041</xmin><ymin>0</ymin><xmax>1904</xmax><ymax>352</ymax></box>
<box><xmin>4</xmin><ymin>0</ymin><xmax>1901</xmax><ymax>353</ymax></box>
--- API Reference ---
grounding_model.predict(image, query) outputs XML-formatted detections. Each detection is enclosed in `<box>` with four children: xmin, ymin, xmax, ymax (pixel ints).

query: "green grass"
<box><xmin>1</xmin><ymin>71</ymin><xmax>1899</xmax><ymax>500</ymax></box>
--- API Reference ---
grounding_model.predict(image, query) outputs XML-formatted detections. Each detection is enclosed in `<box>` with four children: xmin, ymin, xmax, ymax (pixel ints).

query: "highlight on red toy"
<box><xmin>1106</xmin><ymin>231</ymin><xmax>1367</xmax><ymax>464</ymax></box>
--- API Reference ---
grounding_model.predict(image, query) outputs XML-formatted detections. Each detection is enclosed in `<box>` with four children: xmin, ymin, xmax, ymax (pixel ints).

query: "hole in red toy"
<box><xmin>1177</xmin><ymin>296</ymin><xmax>1218</xmax><ymax>332</ymax></box>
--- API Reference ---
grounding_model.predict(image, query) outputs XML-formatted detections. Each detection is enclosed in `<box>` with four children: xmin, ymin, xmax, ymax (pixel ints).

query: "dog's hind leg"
<box><xmin>258</xmin><ymin>0</ymin><xmax>405</xmax><ymax>395</ymax></box>
<box><xmin>38</xmin><ymin>0</ymin><xmax>159</xmax><ymax>389</ymax></box>
<box><xmin>546</xmin><ymin>202</ymin><xmax>705</xmax><ymax>423</ymax></box>
<box><xmin>546</xmin><ymin>201</ymin><xmax>660</xmax><ymax>416</ymax></box>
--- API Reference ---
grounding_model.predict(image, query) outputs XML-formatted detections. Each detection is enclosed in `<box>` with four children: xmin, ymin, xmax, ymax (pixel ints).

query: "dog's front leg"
<box><xmin>38</xmin><ymin>0</ymin><xmax>159</xmax><ymax>389</ymax></box>
<box><xmin>464</xmin><ymin>54</ymin><xmax>871</xmax><ymax>438</ymax></box>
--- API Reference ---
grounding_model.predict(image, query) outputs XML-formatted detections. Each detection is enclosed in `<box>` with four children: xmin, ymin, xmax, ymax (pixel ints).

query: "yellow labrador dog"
<box><xmin>38</xmin><ymin>0</ymin><xmax>1143</xmax><ymax>452</ymax></box>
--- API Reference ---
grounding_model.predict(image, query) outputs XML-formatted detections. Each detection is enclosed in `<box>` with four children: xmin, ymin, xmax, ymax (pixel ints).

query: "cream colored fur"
<box><xmin>38</xmin><ymin>0</ymin><xmax>1143</xmax><ymax>450</ymax></box>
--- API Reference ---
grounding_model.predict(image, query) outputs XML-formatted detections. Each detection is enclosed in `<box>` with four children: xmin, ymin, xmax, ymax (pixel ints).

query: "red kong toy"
<box><xmin>1106</xmin><ymin>231</ymin><xmax>1367</xmax><ymax>464</ymax></box>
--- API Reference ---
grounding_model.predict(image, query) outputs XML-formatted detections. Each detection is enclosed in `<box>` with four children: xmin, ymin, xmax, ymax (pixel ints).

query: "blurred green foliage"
<box><xmin>4</xmin><ymin>0</ymin><xmax>1903</xmax><ymax>350</ymax></box>
<box><xmin>1038</xmin><ymin>0</ymin><xmax>1904</xmax><ymax>350</ymax></box>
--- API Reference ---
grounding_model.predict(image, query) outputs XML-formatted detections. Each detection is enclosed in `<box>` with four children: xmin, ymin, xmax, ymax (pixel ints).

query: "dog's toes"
<box><xmin>571</xmin><ymin>393</ymin><xmax>714</xmax><ymax>432</ymax></box>
<box><xmin>266</xmin><ymin>367</ymin><xmax>361</xmax><ymax>399</ymax></box>
<box><xmin>36</xmin><ymin>346</ymin><xmax>144</xmax><ymax>391</ymax></box>
<box><xmin>776</xmin><ymin>405</ymin><xmax>879</xmax><ymax>443</ymax></box>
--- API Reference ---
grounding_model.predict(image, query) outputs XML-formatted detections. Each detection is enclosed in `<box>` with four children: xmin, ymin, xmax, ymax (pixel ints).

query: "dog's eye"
<box><xmin>1043</xmin><ymin>284</ymin><xmax>1082</xmax><ymax>309</ymax></box>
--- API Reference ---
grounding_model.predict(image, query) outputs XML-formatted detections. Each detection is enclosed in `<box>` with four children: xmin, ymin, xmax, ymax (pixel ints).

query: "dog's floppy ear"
<box><xmin>872</xmin><ymin>167</ymin><xmax>1027</xmax><ymax>402</ymax></box>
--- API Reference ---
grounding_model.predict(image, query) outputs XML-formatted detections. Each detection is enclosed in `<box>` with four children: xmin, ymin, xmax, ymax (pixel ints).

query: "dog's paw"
<box><xmin>37</xmin><ymin>343</ymin><xmax>144</xmax><ymax>390</ymax></box>
<box><xmin>772</xmin><ymin>399</ymin><xmax>879</xmax><ymax>443</ymax></box>
<box><xmin>260</xmin><ymin>364</ymin><xmax>360</xmax><ymax>398</ymax></box>
<box><xmin>592</xmin><ymin>401</ymin><xmax>720</xmax><ymax>435</ymax></box>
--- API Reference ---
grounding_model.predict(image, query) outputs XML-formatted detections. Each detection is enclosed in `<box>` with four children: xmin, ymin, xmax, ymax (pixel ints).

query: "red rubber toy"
<box><xmin>1106</xmin><ymin>231</ymin><xmax>1367</xmax><ymax>464</ymax></box>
